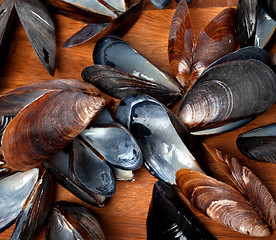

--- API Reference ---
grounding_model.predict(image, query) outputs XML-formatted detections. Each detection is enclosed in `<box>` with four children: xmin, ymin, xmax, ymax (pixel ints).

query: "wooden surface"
<box><xmin>0</xmin><ymin>0</ymin><xmax>276</xmax><ymax>239</ymax></box>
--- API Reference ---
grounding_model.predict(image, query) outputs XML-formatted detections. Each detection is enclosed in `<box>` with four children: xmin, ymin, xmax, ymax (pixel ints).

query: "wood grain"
<box><xmin>1</xmin><ymin>0</ymin><xmax>276</xmax><ymax>239</ymax></box>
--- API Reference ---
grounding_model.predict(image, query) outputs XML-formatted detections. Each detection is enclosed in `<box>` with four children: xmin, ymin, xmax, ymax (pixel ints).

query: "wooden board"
<box><xmin>0</xmin><ymin>0</ymin><xmax>276</xmax><ymax>239</ymax></box>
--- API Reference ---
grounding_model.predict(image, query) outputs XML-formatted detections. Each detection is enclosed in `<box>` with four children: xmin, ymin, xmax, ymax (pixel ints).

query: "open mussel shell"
<box><xmin>235</xmin><ymin>0</ymin><xmax>258</xmax><ymax>48</ymax></box>
<box><xmin>63</xmin><ymin>0</ymin><xmax>144</xmax><ymax>47</ymax></box>
<box><xmin>2</xmin><ymin>88</ymin><xmax>105</xmax><ymax>171</ymax></box>
<box><xmin>46</xmin><ymin>201</ymin><xmax>105</xmax><ymax>240</ymax></box>
<box><xmin>168</xmin><ymin>0</ymin><xmax>237</xmax><ymax>91</ymax></box>
<box><xmin>176</xmin><ymin>169</ymin><xmax>271</xmax><ymax>237</ymax></box>
<box><xmin>80</xmin><ymin>123</ymin><xmax>143</xmax><ymax>171</ymax></box>
<box><xmin>116</xmin><ymin>94</ymin><xmax>204</xmax><ymax>184</ymax></box>
<box><xmin>178</xmin><ymin>59</ymin><xmax>276</xmax><ymax>135</ymax></box>
<box><xmin>147</xmin><ymin>181</ymin><xmax>216</xmax><ymax>240</ymax></box>
<box><xmin>0</xmin><ymin>0</ymin><xmax>16</xmax><ymax>65</ymax></box>
<box><xmin>93</xmin><ymin>35</ymin><xmax>182</xmax><ymax>93</ymax></box>
<box><xmin>236</xmin><ymin>123</ymin><xmax>276</xmax><ymax>164</ymax></box>
<box><xmin>11</xmin><ymin>169</ymin><xmax>54</xmax><ymax>240</ymax></box>
<box><xmin>43</xmin><ymin>136</ymin><xmax>116</xmax><ymax>207</ymax></box>
<box><xmin>0</xmin><ymin>168</ymin><xmax>39</xmax><ymax>233</ymax></box>
<box><xmin>82</xmin><ymin>64</ymin><xmax>181</xmax><ymax>106</ymax></box>
<box><xmin>205</xmin><ymin>145</ymin><xmax>276</xmax><ymax>229</ymax></box>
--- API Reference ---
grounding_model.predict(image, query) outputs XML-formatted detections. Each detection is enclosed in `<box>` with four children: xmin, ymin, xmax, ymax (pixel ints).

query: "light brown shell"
<box><xmin>176</xmin><ymin>169</ymin><xmax>271</xmax><ymax>237</ymax></box>
<box><xmin>205</xmin><ymin>144</ymin><xmax>276</xmax><ymax>229</ymax></box>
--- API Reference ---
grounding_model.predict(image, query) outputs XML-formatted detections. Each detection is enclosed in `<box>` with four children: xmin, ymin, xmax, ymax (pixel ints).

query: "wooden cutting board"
<box><xmin>0</xmin><ymin>0</ymin><xmax>276</xmax><ymax>239</ymax></box>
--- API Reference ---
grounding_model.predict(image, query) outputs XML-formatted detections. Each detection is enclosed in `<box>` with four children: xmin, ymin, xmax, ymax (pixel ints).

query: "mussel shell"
<box><xmin>178</xmin><ymin>59</ymin><xmax>276</xmax><ymax>135</ymax></box>
<box><xmin>116</xmin><ymin>94</ymin><xmax>203</xmax><ymax>184</ymax></box>
<box><xmin>72</xmin><ymin>137</ymin><xmax>116</xmax><ymax>197</ymax></box>
<box><xmin>0</xmin><ymin>168</ymin><xmax>39</xmax><ymax>233</ymax></box>
<box><xmin>64</xmin><ymin>0</ymin><xmax>145</xmax><ymax>47</ymax></box>
<box><xmin>2</xmin><ymin>89</ymin><xmax>105</xmax><ymax>171</ymax></box>
<box><xmin>261</xmin><ymin>0</ymin><xmax>276</xmax><ymax>21</ymax></box>
<box><xmin>147</xmin><ymin>181</ymin><xmax>216</xmax><ymax>240</ymax></box>
<box><xmin>45</xmin><ymin>0</ymin><xmax>113</xmax><ymax>23</ymax></box>
<box><xmin>81</xmin><ymin>64</ymin><xmax>181</xmax><ymax>106</ymax></box>
<box><xmin>205</xmin><ymin>145</ymin><xmax>276</xmax><ymax>229</ymax></box>
<box><xmin>43</xmin><ymin>138</ymin><xmax>116</xmax><ymax>206</ymax></box>
<box><xmin>0</xmin><ymin>0</ymin><xmax>16</xmax><ymax>65</ymax></box>
<box><xmin>0</xmin><ymin>116</ymin><xmax>13</xmax><ymax>143</ymax></box>
<box><xmin>236</xmin><ymin>123</ymin><xmax>276</xmax><ymax>163</ymax></box>
<box><xmin>46</xmin><ymin>201</ymin><xmax>105</xmax><ymax>240</ymax></box>
<box><xmin>176</xmin><ymin>169</ymin><xmax>271</xmax><ymax>237</ymax></box>
<box><xmin>201</xmin><ymin>46</ymin><xmax>272</xmax><ymax>75</ymax></box>
<box><xmin>11</xmin><ymin>170</ymin><xmax>54</xmax><ymax>240</ymax></box>
<box><xmin>235</xmin><ymin>0</ymin><xmax>258</xmax><ymax>47</ymax></box>
<box><xmin>0</xmin><ymin>79</ymin><xmax>98</xmax><ymax>117</ymax></box>
<box><xmin>15</xmin><ymin>0</ymin><xmax>56</xmax><ymax>75</ymax></box>
<box><xmin>168</xmin><ymin>1</ymin><xmax>237</xmax><ymax>91</ymax></box>
<box><xmin>255</xmin><ymin>5</ymin><xmax>276</xmax><ymax>48</ymax></box>
<box><xmin>150</xmin><ymin>0</ymin><xmax>171</xmax><ymax>9</ymax></box>
<box><xmin>60</xmin><ymin>0</ymin><xmax>118</xmax><ymax>18</ymax></box>
<box><xmin>80</xmin><ymin>123</ymin><xmax>143</xmax><ymax>170</ymax></box>
<box><xmin>93</xmin><ymin>35</ymin><xmax>181</xmax><ymax>93</ymax></box>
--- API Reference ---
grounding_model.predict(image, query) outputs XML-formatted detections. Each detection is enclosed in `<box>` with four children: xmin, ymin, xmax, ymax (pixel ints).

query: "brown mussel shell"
<box><xmin>176</xmin><ymin>169</ymin><xmax>271</xmax><ymax>237</ymax></box>
<box><xmin>168</xmin><ymin>0</ymin><xmax>237</xmax><ymax>91</ymax></box>
<box><xmin>2</xmin><ymin>89</ymin><xmax>105</xmax><ymax>171</ymax></box>
<box><xmin>0</xmin><ymin>79</ymin><xmax>99</xmax><ymax>116</ymax></box>
<box><xmin>205</xmin><ymin>144</ymin><xmax>276</xmax><ymax>230</ymax></box>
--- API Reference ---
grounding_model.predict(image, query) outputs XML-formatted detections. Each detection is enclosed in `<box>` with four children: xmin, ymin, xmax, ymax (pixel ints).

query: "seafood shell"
<box><xmin>81</xmin><ymin>64</ymin><xmax>181</xmax><ymax>106</ymax></box>
<box><xmin>11</xmin><ymin>170</ymin><xmax>54</xmax><ymax>240</ymax></box>
<box><xmin>116</xmin><ymin>94</ymin><xmax>204</xmax><ymax>184</ymax></box>
<box><xmin>46</xmin><ymin>201</ymin><xmax>105</xmax><ymax>239</ymax></box>
<box><xmin>93</xmin><ymin>35</ymin><xmax>181</xmax><ymax>93</ymax></box>
<box><xmin>0</xmin><ymin>168</ymin><xmax>39</xmax><ymax>233</ymax></box>
<box><xmin>205</xmin><ymin>145</ymin><xmax>276</xmax><ymax>229</ymax></box>
<box><xmin>176</xmin><ymin>169</ymin><xmax>271</xmax><ymax>237</ymax></box>
<box><xmin>236</xmin><ymin>123</ymin><xmax>276</xmax><ymax>163</ymax></box>
<box><xmin>178</xmin><ymin>59</ymin><xmax>276</xmax><ymax>135</ymax></box>
<box><xmin>2</xmin><ymin>89</ymin><xmax>105</xmax><ymax>171</ymax></box>
<box><xmin>168</xmin><ymin>0</ymin><xmax>237</xmax><ymax>91</ymax></box>
<box><xmin>147</xmin><ymin>181</ymin><xmax>215</xmax><ymax>240</ymax></box>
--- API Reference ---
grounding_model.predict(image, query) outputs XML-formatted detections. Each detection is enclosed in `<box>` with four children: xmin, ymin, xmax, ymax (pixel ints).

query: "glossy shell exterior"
<box><xmin>81</xmin><ymin>64</ymin><xmax>181</xmax><ymax>106</ymax></box>
<box><xmin>236</xmin><ymin>123</ymin><xmax>276</xmax><ymax>163</ymax></box>
<box><xmin>93</xmin><ymin>35</ymin><xmax>181</xmax><ymax>93</ymax></box>
<box><xmin>178</xmin><ymin>59</ymin><xmax>276</xmax><ymax>135</ymax></box>
<box><xmin>147</xmin><ymin>181</ymin><xmax>216</xmax><ymax>240</ymax></box>
<box><xmin>116</xmin><ymin>94</ymin><xmax>204</xmax><ymax>184</ymax></box>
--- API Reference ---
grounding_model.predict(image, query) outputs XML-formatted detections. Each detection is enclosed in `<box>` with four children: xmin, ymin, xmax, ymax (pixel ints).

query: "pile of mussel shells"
<box><xmin>0</xmin><ymin>0</ymin><xmax>276</xmax><ymax>239</ymax></box>
<box><xmin>0</xmin><ymin>79</ymin><xmax>144</xmax><ymax>238</ymax></box>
